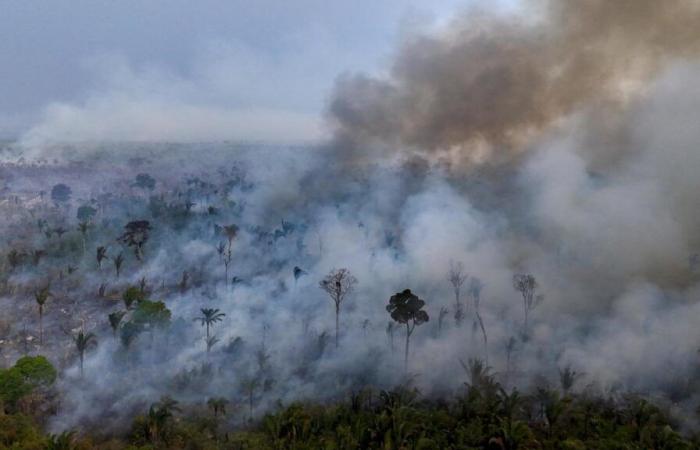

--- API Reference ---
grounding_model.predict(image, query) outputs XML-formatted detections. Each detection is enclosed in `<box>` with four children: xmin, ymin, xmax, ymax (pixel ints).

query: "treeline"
<box><xmin>1</xmin><ymin>357</ymin><xmax>698</xmax><ymax>449</ymax></box>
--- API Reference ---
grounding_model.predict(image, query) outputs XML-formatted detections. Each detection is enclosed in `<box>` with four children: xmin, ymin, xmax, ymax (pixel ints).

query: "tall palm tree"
<box><xmin>73</xmin><ymin>331</ymin><xmax>96</xmax><ymax>378</ymax></box>
<box><xmin>34</xmin><ymin>286</ymin><xmax>51</xmax><ymax>345</ymax></box>
<box><xmin>194</xmin><ymin>308</ymin><xmax>225</xmax><ymax>340</ymax></box>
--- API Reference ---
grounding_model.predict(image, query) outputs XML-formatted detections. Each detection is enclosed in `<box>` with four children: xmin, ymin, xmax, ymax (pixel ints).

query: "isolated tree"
<box><xmin>34</xmin><ymin>286</ymin><xmax>51</xmax><ymax>345</ymax></box>
<box><xmin>134</xmin><ymin>173</ymin><xmax>156</xmax><ymax>191</ymax></box>
<box><xmin>512</xmin><ymin>273</ymin><xmax>543</xmax><ymax>336</ymax></box>
<box><xmin>386</xmin><ymin>289</ymin><xmax>429</xmax><ymax>371</ymax></box>
<box><xmin>119</xmin><ymin>220</ymin><xmax>152</xmax><ymax>261</ymax></box>
<box><xmin>96</xmin><ymin>246</ymin><xmax>108</xmax><ymax>269</ymax></box>
<box><xmin>559</xmin><ymin>365</ymin><xmax>582</xmax><ymax>395</ymax></box>
<box><xmin>76</xmin><ymin>205</ymin><xmax>97</xmax><ymax>222</ymax></box>
<box><xmin>448</xmin><ymin>261</ymin><xmax>467</xmax><ymax>326</ymax></box>
<box><xmin>468</xmin><ymin>276</ymin><xmax>488</xmax><ymax>363</ymax></box>
<box><xmin>220</xmin><ymin>224</ymin><xmax>238</xmax><ymax>285</ymax></box>
<box><xmin>50</xmin><ymin>183</ymin><xmax>72</xmax><ymax>206</ymax></box>
<box><xmin>73</xmin><ymin>331</ymin><xmax>96</xmax><ymax>378</ymax></box>
<box><xmin>319</xmin><ymin>268</ymin><xmax>357</xmax><ymax>348</ymax></box>
<box><xmin>437</xmin><ymin>306</ymin><xmax>449</xmax><ymax>337</ymax></box>
<box><xmin>77</xmin><ymin>221</ymin><xmax>90</xmax><ymax>253</ymax></box>
<box><xmin>113</xmin><ymin>252</ymin><xmax>124</xmax><ymax>278</ymax></box>
<box><xmin>108</xmin><ymin>311</ymin><xmax>126</xmax><ymax>339</ymax></box>
<box><xmin>194</xmin><ymin>308</ymin><xmax>226</xmax><ymax>340</ymax></box>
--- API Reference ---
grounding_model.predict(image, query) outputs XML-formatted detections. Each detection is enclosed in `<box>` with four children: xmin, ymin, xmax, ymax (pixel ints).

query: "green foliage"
<box><xmin>0</xmin><ymin>356</ymin><xmax>56</xmax><ymax>410</ymax></box>
<box><xmin>122</xmin><ymin>287</ymin><xmax>145</xmax><ymax>310</ymax></box>
<box><xmin>132</xmin><ymin>300</ymin><xmax>171</xmax><ymax>330</ymax></box>
<box><xmin>0</xmin><ymin>414</ymin><xmax>46</xmax><ymax>450</ymax></box>
<box><xmin>13</xmin><ymin>356</ymin><xmax>57</xmax><ymax>387</ymax></box>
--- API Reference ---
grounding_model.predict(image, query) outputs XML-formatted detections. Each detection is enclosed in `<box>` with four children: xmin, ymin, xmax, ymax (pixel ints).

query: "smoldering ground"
<box><xmin>2</xmin><ymin>0</ymin><xmax>700</xmax><ymax>434</ymax></box>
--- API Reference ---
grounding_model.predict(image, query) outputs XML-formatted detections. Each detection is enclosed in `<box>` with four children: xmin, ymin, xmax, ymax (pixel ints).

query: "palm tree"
<box><xmin>34</xmin><ymin>286</ymin><xmax>51</xmax><ymax>345</ymax></box>
<box><xmin>108</xmin><ymin>311</ymin><xmax>126</xmax><ymax>339</ymax></box>
<box><xmin>73</xmin><ymin>330</ymin><xmax>96</xmax><ymax>377</ymax></box>
<box><xmin>194</xmin><ymin>308</ymin><xmax>225</xmax><ymax>340</ymax></box>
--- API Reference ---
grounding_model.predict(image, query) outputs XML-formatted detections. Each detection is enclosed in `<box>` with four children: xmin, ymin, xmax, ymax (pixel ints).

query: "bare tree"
<box><xmin>114</xmin><ymin>252</ymin><xmax>124</xmax><ymax>278</ymax></box>
<box><xmin>118</xmin><ymin>220</ymin><xmax>152</xmax><ymax>261</ymax></box>
<box><xmin>437</xmin><ymin>306</ymin><xmax>449</xmax><ymax>337</ymax></box>
<box><xmin>96</xmin><ymin>246</ymin><xmax>108</xmax><ymax>269</ymax></box>
<box><xmin>319</xmin><ymin>268</ymin><xmax>357</xmax><ymax>348</ymax></box>
<box><xmin>448</xmin><ymin>261</ymin><xmax>467</xmax><ymax>326</ymax></box>
<box><xmin>512</xmin><ymin>273</ymin><xmax>543</xmax><ymax>336</ymax></box>
<box><xmin>221</xmin><ymin>224</ymin><xmax>238</xmax><ymax>286</ymax></box>
<box><xmin>34</xmin><ymin>286</ymin><xmax>51</xmax><ymax>345</ymax></box>
<box><xmin>468</xmin><ymin>276</ymin><xmax>488</xmax><ymax>363</ymax></box>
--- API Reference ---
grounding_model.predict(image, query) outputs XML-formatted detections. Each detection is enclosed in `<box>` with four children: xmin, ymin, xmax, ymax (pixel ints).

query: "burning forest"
<box><xmin>2</xmin><ymin>0</ymin><xmax>700</xmax><ymax>448</ymax></box>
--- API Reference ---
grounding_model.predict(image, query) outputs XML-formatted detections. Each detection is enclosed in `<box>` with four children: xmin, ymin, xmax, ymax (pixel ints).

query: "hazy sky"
<box><xmin>0</xmin><ymin>0</ymin><xmax>512</xmax><ymax>142</ymax></box>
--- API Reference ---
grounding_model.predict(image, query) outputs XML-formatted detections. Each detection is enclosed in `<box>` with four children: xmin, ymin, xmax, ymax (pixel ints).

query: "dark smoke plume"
<box><xmin>329</xmin><ymin>0</ymin><xmax>700</xmax><ymax>167</ymax></box>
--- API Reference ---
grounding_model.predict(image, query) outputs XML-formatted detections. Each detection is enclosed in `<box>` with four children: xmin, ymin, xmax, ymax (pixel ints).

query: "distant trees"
<box><xmin>386</xmin><ymin>289</ymin><xmax>429</xmax><ymax>371</ymax></box>
<box><xmin>512</xmin><ymin>273</ymin><xmax>543</xmax><ymax>337</ymax></box>
<box><xmin>33</xmin><ymin>286</ymin><xmax>51</xmax><ymax>346</ymax></box>
<box><xmin>119</xmin><ymin>220</ymin><xmax>152</xmax><ymax>261</ymax></box>
<box><xmin>319</xmin><ymin>268</ymin><xmax>357</xmax><ymax>348</ymax></box>
<box><xmin>72</xmin><ymin>331</ymin><xmax>96</xmax><ymax>378</ymax></box>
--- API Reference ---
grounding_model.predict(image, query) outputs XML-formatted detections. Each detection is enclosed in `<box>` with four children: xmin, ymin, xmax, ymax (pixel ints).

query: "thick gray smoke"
<box><xmin>2</xmin><ymin>0</ymin><xmax>700</xmax><ymax>435</ymax></box>
<box><xmin>329</xmin><ymin>0</ymin><xmax>700</xmax><ymax>167</ymax></box>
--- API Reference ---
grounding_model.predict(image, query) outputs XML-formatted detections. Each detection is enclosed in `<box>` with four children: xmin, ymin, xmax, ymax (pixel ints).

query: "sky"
<box><xmin>0</xmin><ymin>0</ymin><xmax>510</xmax><ymax>143</ymax></box>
